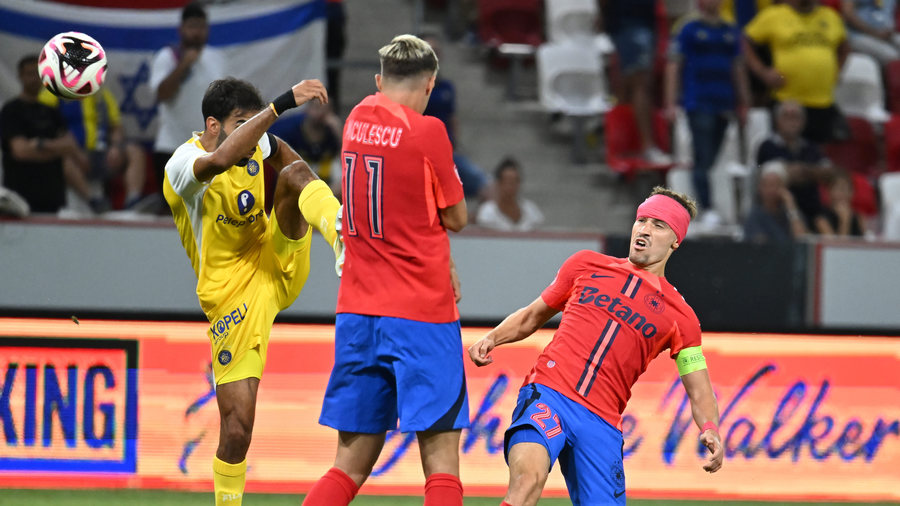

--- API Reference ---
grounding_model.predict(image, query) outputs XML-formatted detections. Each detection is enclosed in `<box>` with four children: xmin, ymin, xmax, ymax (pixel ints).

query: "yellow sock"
<box><xmin>297</xmin><ymin>179</ymin><xmax>343</xmax><ymax>261</ymax></box>
<box><xmin>213</xmin><ymin>456</ymin><xmax>246</xmax><ymax>505</ymax></box>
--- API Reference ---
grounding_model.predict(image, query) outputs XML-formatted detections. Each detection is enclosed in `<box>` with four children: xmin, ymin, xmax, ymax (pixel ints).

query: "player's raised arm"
<box><xmin>680</xmin><ymin>362</ymin><xmax>723</xmax><ymax>473</ymax></box>
<box><xmin>194</xmin><ymin>79</ymin><xmax>328</xmax><ymax>181</ymax></box>
<box><xmin>468</xmin><ymin>297</ymin><xmax>558</xmax><ymax>366</ymax></box>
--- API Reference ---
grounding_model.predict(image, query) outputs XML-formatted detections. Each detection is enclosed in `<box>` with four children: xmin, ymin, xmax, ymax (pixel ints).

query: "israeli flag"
<box><xmin>0</xmin><ymin>0</ymin><xmax>326</xmax><ymax>142</ymax></box>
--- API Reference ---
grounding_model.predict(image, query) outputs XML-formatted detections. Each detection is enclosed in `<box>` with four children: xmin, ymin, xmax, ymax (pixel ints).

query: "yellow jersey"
<box><xmin>163</xmin><ymin>133</ymin><xmax>272</xmax><ymax>314</ymax></box>
<box><xmin>744</xmin><ymin>4</ymin><xmax>846</xmax><ymax>107</ymax></box>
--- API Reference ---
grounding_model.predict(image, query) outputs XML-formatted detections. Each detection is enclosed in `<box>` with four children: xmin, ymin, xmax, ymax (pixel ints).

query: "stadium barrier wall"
<box><xmin>3</xmin><ymin>220</ymin><xmax>899</xmax><ymax>332</ymax></box>
<box><xmin>1</xmin><ymin>318</ymin><xmax>898</xmax><ymax>501</ymax></box>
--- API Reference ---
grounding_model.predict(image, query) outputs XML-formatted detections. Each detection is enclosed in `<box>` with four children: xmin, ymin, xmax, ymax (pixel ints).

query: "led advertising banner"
<box><xmin>0</xmin><ymin>318</ymin><xmax>897</xmax><ymax>501</ymax></box>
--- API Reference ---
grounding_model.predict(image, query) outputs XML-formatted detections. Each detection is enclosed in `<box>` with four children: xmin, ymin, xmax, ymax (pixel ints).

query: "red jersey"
<box><xmin>336</xmin><ymin>93</ymin><xmax>464</xmax><ymax>323</ymax></box>
<box><xmin>526</xmin><ymin>250</ymin><xmax>702</xmax><ymax>429</ymax></box>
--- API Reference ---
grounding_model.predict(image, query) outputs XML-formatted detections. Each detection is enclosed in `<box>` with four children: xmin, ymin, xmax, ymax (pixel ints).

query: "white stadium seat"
<box><xmin>546</xmin><ymin>0</ymin><xmax>598</xmax><ymax>43</ymax></box>
<box><xmin>836</xmin><ymin>52</ymin><xmax>890</xmax><ymax>123</ymax></box>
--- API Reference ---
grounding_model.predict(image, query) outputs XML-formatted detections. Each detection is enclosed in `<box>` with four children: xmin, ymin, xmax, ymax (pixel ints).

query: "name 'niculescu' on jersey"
<box><xmin>344</xmin><ymin>119</ymin><xmax>403</xmax><ymax>148</ymax></box>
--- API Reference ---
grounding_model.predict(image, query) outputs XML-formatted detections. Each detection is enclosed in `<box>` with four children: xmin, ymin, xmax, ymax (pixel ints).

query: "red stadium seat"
<box><xmin>477</xmin><ymin>0</ymin><xmax>543</xmax><ymax>48</ymax></box>
<box><xmin>823</xmin><ymin>117</ymin><xmax>880</xmax><ymax>176</ymax></box>
<box><xmin>605</xmin><ymin>104</ymin><xmax>675</xmax><ymax>179</ymax></box>
<box><xmin>887</xmin><ymin>60</ymin><xmax>900</xmax><ymax>113</ymax></box>
<box><xmin>851</xmin><ymin>172</ymin><xmax>879</xmax><ymax>217</ymax></box>
<box><xmin>886</xmin><ymin>114</ymin><xmax>900</xmax><ymax>172</ymax></box>
<box><xmin>820</xmin><ymin>0</ymin><xmax>842</xmax><ymax>12</ymax></box>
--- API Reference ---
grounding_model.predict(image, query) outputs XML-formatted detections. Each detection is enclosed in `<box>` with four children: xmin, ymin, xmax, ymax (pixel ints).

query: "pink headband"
<box><xmin>636</xmin><ymin>194</ymin><xmax>690</xmax><ymax>243</ymax></box>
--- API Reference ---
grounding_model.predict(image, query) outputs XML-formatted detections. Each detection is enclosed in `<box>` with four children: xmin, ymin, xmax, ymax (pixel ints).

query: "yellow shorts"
<box><xmin>218</xmin><ymin>346</ymin><xmax>263</xmax><ymax>384</ymax></box>
<box><xmin>206</xmin><ymin>210</ymin><xmax>312</xmax><ymax>385</ymax></box>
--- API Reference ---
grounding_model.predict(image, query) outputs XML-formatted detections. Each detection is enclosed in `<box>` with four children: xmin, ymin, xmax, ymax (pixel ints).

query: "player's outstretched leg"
<box><xmin>303</xmin><ymin>431</ymin><xmax>386</xmax><ymax>505</ymax></box>
<box><xmin>501</xmin><ymin>439</ymin><xmax>551</xmax><ymax>506</ymax></box>
<box><xmin>274</xmin><ymin>160</ymin><xmax>340</xmax><ymax>246</ymax></box>
<box><xmin>276</xmin><ymin>160</ymin><xmax>342</xmax><ymax>262</ymax></box>
<box><xmin>213</xmin><ymin>376</ymin><xmax>259</xmax><ymax>506</ymax></box>
<box><xmin>418</xmin><ymin>430</ymin><xmax>464</xmax><ymax>506</ymax></box>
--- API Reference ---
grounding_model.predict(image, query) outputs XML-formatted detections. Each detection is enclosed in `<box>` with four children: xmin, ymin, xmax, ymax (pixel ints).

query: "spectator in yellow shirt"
<box><xmin>742</xmin><ymin>0</ymin><xmax>850</xmax><ymax>143</ymax></box>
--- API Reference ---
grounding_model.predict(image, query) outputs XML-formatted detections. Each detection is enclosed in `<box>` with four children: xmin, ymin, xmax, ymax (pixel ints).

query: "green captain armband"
<box><xmin>676</xmin><ymin>346</ymin><xmax>707</xmax><ymax>376</ymax></box>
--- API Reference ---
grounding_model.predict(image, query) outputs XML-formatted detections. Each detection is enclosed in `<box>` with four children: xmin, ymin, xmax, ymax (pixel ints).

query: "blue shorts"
<box><xmin>505</xmin><ymin>384</ymin><xmax>626</xmax><ymax>505</ymax></box>
<box><xmin>319</xmin><ymin>313</ymin><xmax>470</xmax><ymax>433</ymax></box>
<box><xmin>611</xmin><ymin>24</ymin><xmax>655</xmax><ymax>74</ymax></box>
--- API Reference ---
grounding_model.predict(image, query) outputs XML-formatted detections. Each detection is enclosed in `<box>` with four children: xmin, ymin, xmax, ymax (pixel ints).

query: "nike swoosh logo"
<box><xmin>614</xmin><ymin>490</ymin><xmax>625</xmax><ymax>498</ymax></box>
<box><xmin>591</xmin><ymin>274</ymin><xmax>613</xmax><ymax>278</ymax></box>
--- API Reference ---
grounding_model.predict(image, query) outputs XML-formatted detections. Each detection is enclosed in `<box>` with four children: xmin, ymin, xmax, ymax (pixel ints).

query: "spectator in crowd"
<box><xmin>665</xmin><ymin>0</ymin><xmax>750</xmax><ymax>225</ymax></box>
<box><xmin>757</xmin><ymin>100</ymin><xmax>833</xmax><ymax>229</ymax></box>
<box><xmin>267</xmin><ymin>101</ymin><xmax>342</xmax><ymax>188</ymax></box>
<box><xmin>815</xmin><ymin>170</ymin><xmax>867</xmax><ymax>236</ymax></box>
<box><xmin>150</xmin><ymin>2</ymin><xmax>225</xmax><ymax>189</ymax></box>
<box><xmin>604</xmin><ymin>0</ymin><xmax>673</xmax><ymax>164</ymax></box>
<box><xmin>476</xmin><ymin>157</ymin><xmax>544</xmax><ymax>231</ymax></box>
<box><xmin>421</xmin><ymin>32</ymin><xmax>490</xmax><ymax>200</ymax></box>
<box><xmin>743</xmin><ymin>0</ymin><xmax>850</xmax><ymax>143</ymax></box>
<box><xmin>39</xmin><ymin>87</ymin><xmax>147</xmax><ymax>211</ymax></box>
<box><xmin>744</xmin><ymin>160</ymin><xmax>808</xmax><ymax>242</ymax></box>
<box><xmin>0</xmin><ymin>55</ymin><xmax>96</xmax><ymax>214</ymax></box>
<box><xmin>719</xmin><ymin>0</ymin><xmax>774</xmax><ymax>29</ymax></box>
<box><xmin>842</xmin><ymin>0</ymin><xmax>900</xmax><ymax>65</ymax></box>
<box><xmin>326</xmin><ymin>0</ymin><xmax>347</xmax><ymax>113</ymax></box>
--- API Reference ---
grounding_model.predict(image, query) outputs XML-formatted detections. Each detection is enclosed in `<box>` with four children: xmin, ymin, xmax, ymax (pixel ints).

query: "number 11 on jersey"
<box><xmin>343</xmin><ymin>151</ymin><xmax>384</xmax><ymax>239</ymax></box>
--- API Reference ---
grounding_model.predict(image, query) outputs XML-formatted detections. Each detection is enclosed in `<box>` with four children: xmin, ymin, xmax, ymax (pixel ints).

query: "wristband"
<box><xmin>701</xmin><ymin>421</ymin><xmax>718</xmax><ymax>434</ymax></box>
<box><xmin>270</xmin><ymin>89</ymin><xmax>296</xmax><ymax>117</ymax></box>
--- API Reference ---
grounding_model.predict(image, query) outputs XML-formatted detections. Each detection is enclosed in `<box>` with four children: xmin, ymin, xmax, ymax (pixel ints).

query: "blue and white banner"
<box><xmin>0</xmin><ymin>0</ymin><xmax>326</xmax><ymax>142</ymax></box>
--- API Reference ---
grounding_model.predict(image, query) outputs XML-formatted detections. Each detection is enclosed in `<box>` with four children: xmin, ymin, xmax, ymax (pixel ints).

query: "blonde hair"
<box><xmin>378</xmin><ymin>34</ymin><xmax>439</xmax><ymax>80</ymax></box>
<box><xmin>649</xmin><ymin>186</ymin><xmax>698</xmax><ymax>219</ymax></box>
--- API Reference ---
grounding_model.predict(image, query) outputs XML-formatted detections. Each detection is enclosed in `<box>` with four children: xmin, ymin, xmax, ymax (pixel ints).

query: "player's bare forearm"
<box><xmin>197</xmin><ymin>107</ymin><xmax>279</xmax><ymax>180</ymax></box>
<box><xmin>681</xmin><ymin>369</ymin><xmax>719</xmax><ymax>427</ymax></box>
<box><xmin>682</xmin><ymin>368</ymin><xmax>724</xmax><ymax>472</ymax></box>
<box><xmin>469</xmin><ymin>298</ymin><xmax>557</xmax><ymax>366</ymax></box>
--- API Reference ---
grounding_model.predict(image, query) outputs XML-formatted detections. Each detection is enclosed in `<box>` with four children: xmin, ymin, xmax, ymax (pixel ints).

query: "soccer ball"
<box><xmin>38</xmin><ymin>31</ymin><xmax>108</xmax><ymax>99</ymax></box>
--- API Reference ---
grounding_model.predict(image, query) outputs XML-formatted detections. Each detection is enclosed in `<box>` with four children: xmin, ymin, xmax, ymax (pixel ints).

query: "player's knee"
<box><xmin>221</xmin><ymin>419</ymin><xmax>253</xmax><ymax>452</ymax></box>
<box><xmin>279</xmin><ymin>160</ymin><xmax>317</xmax><ymax>196</ymax></box>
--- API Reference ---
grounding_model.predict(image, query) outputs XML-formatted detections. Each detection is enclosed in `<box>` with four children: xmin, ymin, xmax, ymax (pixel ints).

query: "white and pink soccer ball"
<box><xmin>38</xmin><ymin>31</ymin><xmax>107</xmax><ymax>99</ymax></box>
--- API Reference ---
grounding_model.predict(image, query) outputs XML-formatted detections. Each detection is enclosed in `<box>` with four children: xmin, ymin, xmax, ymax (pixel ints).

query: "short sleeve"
<box><xmin>540</xmin><ymin>250</ymin><xmax>593</xmax><ymax>311</ymax></box>
<box><xmin>668</xmin><ymin>314</ymin><xmax>703</xmax><ymax>358</ymax></box>
<box><xmin>830</xmin><ymin>9</ymin><xmax>847</xmax><ymax>44</ymax></box>
<box><xmin>670</xmin><ymin>22</ymin><xmax>689</xmax><ymax>60</ymax></box>
<box><xmin>258</xmin><ymin>132</ymin><xmax>271</xmax><ymax>160</ymax></box>
<box><xmin>423</xmin><ymin>118</ymin><xmax>464</xmax><ymax>208</ymax></box>
<box><xmin>149</xmin><ymin>47</ymin><xmax>176</xmax><ymax>92</ymax></box>
<box><xmin>165</xmin><ymin>142</ymin><xmax>208</xmax><ymax>197</ymax></box>
<box><xmin>743</xmin><ymin>7</ymin><xmax>773</xmax><ymax>45</ymax></box>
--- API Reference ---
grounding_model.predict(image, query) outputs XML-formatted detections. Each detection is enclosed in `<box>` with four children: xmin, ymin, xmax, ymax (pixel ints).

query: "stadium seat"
<box><xmin>478</xmin><ymin>0</ymin><xmax>543</xmax><ymax>48</ymax></box>
<box><xmin>886</xmin><ymin>60</ymin><xmax>900</xmax><ymax>113</ymax></box>
<box><xmin>478</xmin><ymin>0</ymin><xmax>543</xmax><ymax>100</ymax></box>
<box><xmin>605</xmin><ymin>104</ymin><xmax>675</xmax><ymax>179</ymax></box>
<box><xmin>835</xmin><ymin>53</ymin><xmax>890</xmax><ymax>123</ymax></box>
<box><xmin>546</xmin><ymin>0</ymin><xmax>598</xmax><ymax>43</ymax></box>
<box><xmin>851</xmin><ymin>172</ymin><xmax>879</xmax><ymax>217</ymax></box>
<box><xmin>537</xmin><ymin>42</ymin><xmax>610</xmax><ymax>115</ymax></box>
<box><xmin>537</xmin><ymin>41</ymin><xmax>611</xmax><ymax>162</ymax></box>
<box><xmin>823</xmin><ymin>117</ymin><xmax>880</xmax><ymax>176</ymax></box>
<box><xmin>880</xmin><ymin>172</ymin><xmax>900</xmax><ymax>239</ymax></box>
<box><xmin>886</xmin><ymin>114</ymin><xmax>900</xmax><ymax>172</ymax></box>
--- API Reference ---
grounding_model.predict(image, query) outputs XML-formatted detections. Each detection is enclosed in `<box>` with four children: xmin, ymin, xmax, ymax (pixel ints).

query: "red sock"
<box><xmin>302</xmin><ymin>467</ymin><xmax>359</xmax><ymax>506</ymax></box>
<box><xmin>500</xmin><ymin>502</ymin><xmax>514</xmax><ymax>506</ymax></box>
<box><xmin>424</xmin><ymin>473</ymin><xmax>463</xmax><ymax>506</ymax></box>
